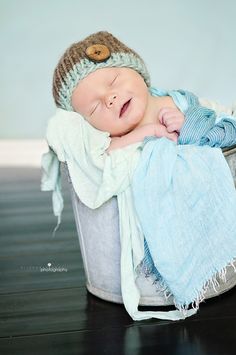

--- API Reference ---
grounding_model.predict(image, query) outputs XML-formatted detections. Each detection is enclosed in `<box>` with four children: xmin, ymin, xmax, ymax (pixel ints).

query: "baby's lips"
<box><xmin>119</xmin><ymin>99</ymin><xmax>131</xmax><ymax>118</ymax></box>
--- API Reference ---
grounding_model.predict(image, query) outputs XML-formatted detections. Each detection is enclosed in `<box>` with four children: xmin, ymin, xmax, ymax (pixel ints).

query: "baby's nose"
<box><xmin>105</xmin><ymin>94</ymin><xmax>117</xmax><ymax>108</ymax></box>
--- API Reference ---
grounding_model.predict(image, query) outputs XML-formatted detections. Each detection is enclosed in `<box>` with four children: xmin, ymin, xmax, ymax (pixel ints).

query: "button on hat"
<box><xmin>85</xmin><ymin>44</ymin><xmax>110</xmax><ymax>62</ymax></box>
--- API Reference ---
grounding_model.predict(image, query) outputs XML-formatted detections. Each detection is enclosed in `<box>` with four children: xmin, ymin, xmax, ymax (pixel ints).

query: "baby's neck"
<box><xmin>136</xmin><ymin>94</ymin><xmax>163</xmax><ymax>128</ymax></box>
<box><xmin>135</xmin><ymin>93</ymin><xmax>176</xmax><ymax>129</ymax></box>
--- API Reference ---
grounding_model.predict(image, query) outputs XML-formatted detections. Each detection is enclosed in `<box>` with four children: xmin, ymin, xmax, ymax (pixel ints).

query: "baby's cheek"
<box><xmin>132</xmin><ymin>106</ymin><xmax>145</xmax><ymax>123</ymax></box>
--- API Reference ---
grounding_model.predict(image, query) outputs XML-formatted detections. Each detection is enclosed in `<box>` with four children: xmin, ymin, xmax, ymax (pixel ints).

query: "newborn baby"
<box><xmin>71</xmin><ymin>67</ymin><xmax>184</xmax><ymax>152</ymax></box>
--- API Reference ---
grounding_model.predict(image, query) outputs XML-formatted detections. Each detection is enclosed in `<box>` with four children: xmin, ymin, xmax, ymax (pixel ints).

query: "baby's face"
<box><xmin>71</xmin><ymin>67</ymin><xmax>149</xmax><ymax>137</ymax></box>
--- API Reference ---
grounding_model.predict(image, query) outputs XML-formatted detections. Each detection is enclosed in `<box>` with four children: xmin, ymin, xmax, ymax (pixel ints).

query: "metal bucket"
<box><xmin>66</xmin><ymin>146</ymin><xmax>236</xmax><ymax>306</ymax></box>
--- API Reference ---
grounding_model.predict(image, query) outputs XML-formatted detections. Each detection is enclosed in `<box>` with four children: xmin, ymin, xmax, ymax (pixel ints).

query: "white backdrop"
<box><xmin>1</xmin><ymin>0</ymin><xmax>236</xmax><ymax>138</ymax></box>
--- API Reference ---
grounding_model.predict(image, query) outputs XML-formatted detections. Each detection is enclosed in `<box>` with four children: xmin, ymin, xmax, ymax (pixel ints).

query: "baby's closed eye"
<box><xmin>90</xmin><ymin>102</ymin><xmax>100</xmax><ymax>116</ymax></box>
<box><xmin>110</xmin><ymin>75</ymin><xmax>118</xmax><ymax>86</ymax></box>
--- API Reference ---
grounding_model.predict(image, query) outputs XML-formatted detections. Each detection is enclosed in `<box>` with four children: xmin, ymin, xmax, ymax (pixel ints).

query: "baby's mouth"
<box><xmin>119</xmin><ymin>99</ymin><xmax>131</xmax><ymax>118</ymax></box>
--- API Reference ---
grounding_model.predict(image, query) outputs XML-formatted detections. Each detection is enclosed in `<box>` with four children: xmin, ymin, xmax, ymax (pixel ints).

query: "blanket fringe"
<box><xmin>135</xmin><ymin>261</ymin><xmax>173</xmax><ymax>301</ymax></box>
<box><xmin>136</xmin><ymin>257</ymin><xmax>236</xmax><ymax>315</ymax></box>
<box><xmin>174</xmin><ymin>258</ymin><xmax>236</xmax><ymax>314</ymax></box>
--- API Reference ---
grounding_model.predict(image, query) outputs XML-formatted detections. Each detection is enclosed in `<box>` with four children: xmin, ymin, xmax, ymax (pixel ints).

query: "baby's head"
<box><xmin>52</xmin><ymin>31</ymin><xmax>151</xmax><ymax>136</ymax></box>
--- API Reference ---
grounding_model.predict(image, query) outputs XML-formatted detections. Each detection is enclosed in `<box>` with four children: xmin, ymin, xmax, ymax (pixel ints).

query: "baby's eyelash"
<box><xmin>90</xmin><ymin>102</ymin><xmax>99</xmax><ymax>116</ymax></box>
<box><xmin>110</xmin><ymin>75</ymin><xmax>118</xmax><ymax>85</ymax></box>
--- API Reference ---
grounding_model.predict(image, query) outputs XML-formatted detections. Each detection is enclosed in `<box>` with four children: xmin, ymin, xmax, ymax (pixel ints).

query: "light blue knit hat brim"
<box><xmin>58</xmin><ymin>52</ymin><xmax>151</xmax><ymax>111</ymax></box>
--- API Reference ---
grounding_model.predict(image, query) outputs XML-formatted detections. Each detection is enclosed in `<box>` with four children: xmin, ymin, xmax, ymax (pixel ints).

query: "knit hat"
<box><xmin>52</xmin><ymin>31</ymin><xmax>151</xmax><ymax>111</ymax></box>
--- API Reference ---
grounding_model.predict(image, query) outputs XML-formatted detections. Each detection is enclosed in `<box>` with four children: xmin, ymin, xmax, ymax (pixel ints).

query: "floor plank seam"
<box><xmin>0</xmin><ymin>286</ymin><xmax>86</xmax><ymax>296</ymax></box>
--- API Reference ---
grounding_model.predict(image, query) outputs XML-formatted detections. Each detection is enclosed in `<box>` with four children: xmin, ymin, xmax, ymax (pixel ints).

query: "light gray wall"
<box><xmin>1</xmin><ymin>0</ymin><xmax>236</xmax><ymax>138</ymax></box>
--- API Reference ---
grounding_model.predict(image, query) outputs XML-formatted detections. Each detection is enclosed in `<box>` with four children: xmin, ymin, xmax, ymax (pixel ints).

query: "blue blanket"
<box><xmin>132</xmin><ymin>137</ymin><xmax>236</xmax><ymax>310</ymax></box>
<box><xmin>133</xmin><ymin>88</ymin><xmax>236</xmax><ymax>312</ymax></box>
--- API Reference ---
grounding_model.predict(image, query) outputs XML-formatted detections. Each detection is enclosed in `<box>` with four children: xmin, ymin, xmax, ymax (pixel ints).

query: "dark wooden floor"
<box><xmin>1</xmin><ymin>167</ymin><xmax>236</xmax><ymax>355</ymax></box>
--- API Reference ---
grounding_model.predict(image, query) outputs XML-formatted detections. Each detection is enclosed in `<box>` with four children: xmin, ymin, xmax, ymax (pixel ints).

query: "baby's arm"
<box><xmin>106</xmin><ymin>123</ymin><xmax>178</xmax><ymax>153</ymax></box>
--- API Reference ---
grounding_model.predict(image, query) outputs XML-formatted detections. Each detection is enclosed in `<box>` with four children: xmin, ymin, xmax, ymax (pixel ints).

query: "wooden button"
<box><xmin>85</xmin><ymin>44</ymin><xmax>110</xmax><ymax>62</ymax></box>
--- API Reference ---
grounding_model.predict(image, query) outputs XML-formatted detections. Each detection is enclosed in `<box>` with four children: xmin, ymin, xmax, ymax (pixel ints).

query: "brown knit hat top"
<box><xmin>52</xmin><ymin>31</ymin><xmax>151</xmax><ymax>111</ymax></box>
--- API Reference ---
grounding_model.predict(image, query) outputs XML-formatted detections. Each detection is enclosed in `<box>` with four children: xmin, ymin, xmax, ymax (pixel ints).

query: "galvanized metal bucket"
<box><xmin>67</xmin><ymin>146</ymin><xmax>236</xmax><ymax>306</ymax></box>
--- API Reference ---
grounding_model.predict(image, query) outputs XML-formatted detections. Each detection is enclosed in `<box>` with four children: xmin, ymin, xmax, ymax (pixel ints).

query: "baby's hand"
<box><xmin>158</xmin><ymin>107</ymin><xmax>185</xmax><ymax>134</ymax></box>
<box><xmin>154</xmin><ymin>124</ymin><xmax>178</xmax><ymax>143</ymax></box>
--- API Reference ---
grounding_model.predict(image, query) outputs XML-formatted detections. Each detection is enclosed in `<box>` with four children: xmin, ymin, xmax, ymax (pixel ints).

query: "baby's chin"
<box><xmin>110</xmin><ymin>129</ymin><xmax>131</xmax><ymax>138</ymax></box>
<box><xmin>109</xmin><ymin>125</ymin><xmax>132</xmax><ymax>137</ymax></box>
<box><xmin>110</xmin><ymin>114</ymin><xmax>143</xmax><ymax>137</ymax></box>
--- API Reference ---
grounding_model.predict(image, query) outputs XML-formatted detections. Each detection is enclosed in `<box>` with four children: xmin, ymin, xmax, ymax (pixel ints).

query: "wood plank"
<box><xmin>1</xmin><ymin>291</ymin><xmax>236</xmax><ymax>354</ymax></box>
<box><xmin>0</xmin><ymin>287</ymin><xmax>130</xmax><ymax>338</ymax></box>
<box><xmin>0</xmin><ymin>167</ymin><xmax>86</xmax><ymax>294</ymax></box>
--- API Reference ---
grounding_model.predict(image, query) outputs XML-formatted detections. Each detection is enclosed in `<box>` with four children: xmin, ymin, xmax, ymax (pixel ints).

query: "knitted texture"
<box><xmin>52</xmin><ymin>31</ymin><xmax>151</xmax><ymax>111</ymax></box>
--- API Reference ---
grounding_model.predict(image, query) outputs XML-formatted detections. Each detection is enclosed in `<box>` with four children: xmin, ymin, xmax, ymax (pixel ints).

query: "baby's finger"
<box><xmin>166</xmin><ymin>131</ymin><xmax>178</xmax><ymax>142</ymax></box>
<box><xmin>164</xmin><ymin>115</ymin><xmax>184</xmax><ymax>131</ymax></box>
<box><xmin>158</xmin><ymin>107</ymin><xmax>177</xmax><ymax>124</ymax></box>
<box><xmin>154</xmin><ymin>124</ymin><xmax>168</xmax><ymax>137</ymax></box>
<box><xmin>160</xmin><ymin>112</ymin><xmax>181</xmax><ymax>127</ymax></box>
<box><xmin>166</xmin><ymin>122</ymin><xmax>180</xmax><ymax>133</ymax></box>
